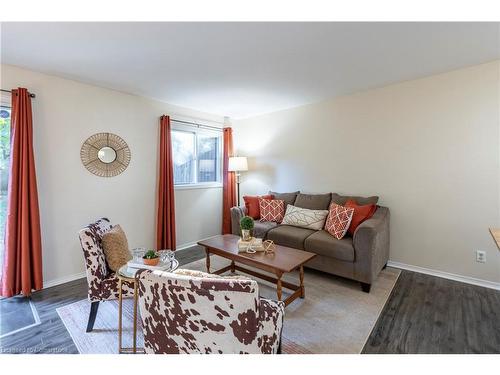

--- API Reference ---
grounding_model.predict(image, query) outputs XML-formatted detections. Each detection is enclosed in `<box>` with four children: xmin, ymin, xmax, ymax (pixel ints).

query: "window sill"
<box><xmin>174</xmin><ymin>183</ymin><xmax>223</xmax><ymax>191</ymax></box>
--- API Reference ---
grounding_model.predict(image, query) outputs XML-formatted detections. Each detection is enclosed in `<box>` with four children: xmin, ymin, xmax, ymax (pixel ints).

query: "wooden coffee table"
<box><xmin>197</xmin><ymin>234</ymin><xmax>316</xmax><ymax>307</ymax></box>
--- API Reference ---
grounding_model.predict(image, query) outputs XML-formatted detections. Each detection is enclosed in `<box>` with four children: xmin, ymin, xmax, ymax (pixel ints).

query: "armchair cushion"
<box><xmin>137</xmin><ymin>269</ymin><xmax>284</xmax><ymax>354</ymax></box>
<box><xmin>100</xmin><ymin>273</ymin><xmax>135</xmax><ymax>301</ymax></box>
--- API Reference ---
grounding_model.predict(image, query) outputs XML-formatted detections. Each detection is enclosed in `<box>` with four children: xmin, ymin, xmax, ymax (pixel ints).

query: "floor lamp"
<box><xmin>228</xmin><ymin>156</ymin><xmax>248</xmax><ymax>206</ymax></box>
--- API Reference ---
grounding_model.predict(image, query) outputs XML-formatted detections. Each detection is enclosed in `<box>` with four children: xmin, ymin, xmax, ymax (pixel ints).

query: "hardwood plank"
<box><xmin>362</xmin><ymin>270</ymin><xmax>500</xmax><ymax>354</ymax></box>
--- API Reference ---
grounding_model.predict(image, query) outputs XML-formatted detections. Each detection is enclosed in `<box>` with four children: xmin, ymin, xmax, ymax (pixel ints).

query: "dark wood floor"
<box><xmin>363</xmin><ymin>270</ymin><xmax>500</xmax><ymax>354</ymax></box>
<box><xmin>1</xmin><ymin>245</ymin><xmax>499</xmax><ymax>354</ymax></box>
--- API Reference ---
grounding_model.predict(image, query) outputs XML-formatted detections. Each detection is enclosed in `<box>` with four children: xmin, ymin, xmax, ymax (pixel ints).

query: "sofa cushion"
<box><xmin>253</xmin><ymin>221</ymin><xmax>278</xmax><ymax>239</ymax></box>
<box><xmin>269</xmin><ymin>191</ymin><xmax>299</xmax><ymax>207</ymax></box>
<box><xmin>304</xmin><ymin>230</ymin><xmax>355</xmax><ymax>262</ymax></box>
<box><xmin>281</xmin><ymin>204</ymin><xmax>329</xmax><ymax>230</ymax></box>
<box><xmin>294</xmin><ymin>193</ymin><xmax>332</xmax><ymax>210</ymax></box>
<box><xmin>266</xmin><ymin>225</ymin><xmax>316</xmax><ymax>250</ymax></box>
<box><xmin>331</xmin><ymin>193</ymin><xmax>379</xmax><ymax>206</ymax></box>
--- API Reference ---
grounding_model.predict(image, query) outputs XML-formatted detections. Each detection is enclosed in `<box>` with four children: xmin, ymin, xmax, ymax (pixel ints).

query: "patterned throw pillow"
<box><xmin>281</xmin><ymin>204</ymin><xmax>329</xmax><ymax>230</ymax></box>
<box><xmin>324</xmin><ymin>203</ymin><xmax>355</xmax><ymax>240</ymax></box>
<box><xmin>259</xmin><ymin>199</ymin><xmax>285</xmax><ymax>223</ymax></box>
<box><xmin>102</xmin><ymin>225</ymin><xmax>132</xmax><ymax>272</ymax></box>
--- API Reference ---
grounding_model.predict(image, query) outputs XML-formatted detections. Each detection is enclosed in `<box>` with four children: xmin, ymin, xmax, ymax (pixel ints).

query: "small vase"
<box><xmin>241</xmin><ymin>229</ymin><xmax>251</xmax><ymax>241</ymax></box>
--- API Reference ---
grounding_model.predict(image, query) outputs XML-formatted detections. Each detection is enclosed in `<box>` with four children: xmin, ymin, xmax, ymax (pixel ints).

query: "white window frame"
<box><xmin>171</xmin><ymin>121</ymin><xmax>223</xmax><ymax>190</ymax></box>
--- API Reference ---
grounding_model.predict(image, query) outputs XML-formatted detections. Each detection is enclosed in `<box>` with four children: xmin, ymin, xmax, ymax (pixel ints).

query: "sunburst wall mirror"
<box><xmin>80</xmin><ymin>133</ymin><xmax>131</xmax><ymax>177</ymax></box>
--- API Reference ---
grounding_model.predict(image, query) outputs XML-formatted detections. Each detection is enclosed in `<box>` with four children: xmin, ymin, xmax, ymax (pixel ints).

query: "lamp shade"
<box><xmin>228</xmin><ymin>156</ymin><xmax>248</xmax><ymax>172</ymax></box>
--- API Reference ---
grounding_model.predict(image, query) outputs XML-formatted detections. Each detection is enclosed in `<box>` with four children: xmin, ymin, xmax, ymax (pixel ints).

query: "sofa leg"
<box><xmin>277</xmin><ymin>339</ymin><xmax>282</xmax><ymax>354</ymax></box>
<box><xmin>361</xmin><ymin>283</ymin><xmax>371</xmax><ymax>293</ymax></box>
<box><xmin>382</xmin><ymin>263</ymin><xmax>387</xmax><ymax>270</ymax></box>
<box><xmin>86</xmin><ymin>301</ymin><xmax>100</xmax><ymax>332</ymax></box>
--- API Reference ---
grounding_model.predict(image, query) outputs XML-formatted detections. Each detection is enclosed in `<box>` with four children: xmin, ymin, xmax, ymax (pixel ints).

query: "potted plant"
<box><xmin>142</xmin><ymin>250</ymin><xmax>160</xmax><ymax>266</ymax></box>
<box><xmin>240</xmin><ymin>216</ymin><xmax>254</xmax><ymax>241</ymax></box>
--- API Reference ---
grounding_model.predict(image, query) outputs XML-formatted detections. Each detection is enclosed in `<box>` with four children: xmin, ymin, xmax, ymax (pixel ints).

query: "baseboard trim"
<box><xmin>175</xmin><ymin>235</ymin><xmax>220</xmax><ymax>252</ymax></box>
<box><xmin>43</xmin><ymin>272</ymin><xmax>87</xmax><ymax>289</ymax></box>
<box><xmin>387</xmin><ymin>261</ymin><xmax>500</xmax><ymax>291</ymax></box>
<box><xmin>175</xmin><ymin>241</ymin><xmax>199</xmax><ymax>252</ymax></box>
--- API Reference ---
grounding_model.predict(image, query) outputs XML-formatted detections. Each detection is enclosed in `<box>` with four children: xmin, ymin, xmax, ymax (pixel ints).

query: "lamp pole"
<box><xmin>236</xmin><ymin>172</ymin><xmax>241</xmax><ymax>206</ymax></box>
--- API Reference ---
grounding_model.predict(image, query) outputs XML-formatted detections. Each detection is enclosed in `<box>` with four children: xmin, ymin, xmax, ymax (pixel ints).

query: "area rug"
<box><xmin>57</xmin><ymin>256</ymin><xmax>400</xmax><ymax>354</ymax></box>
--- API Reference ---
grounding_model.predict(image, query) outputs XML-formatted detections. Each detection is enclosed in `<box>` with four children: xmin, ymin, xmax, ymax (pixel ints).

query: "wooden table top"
<box><xmin>198</xmin><ymin>234</ymin><xmax>316</xmax><ymax>273</ymax></box>
<box><xmin>489</xmin><ymin>228</ymin><xmax>500</xmax><ymax>250</ymax></box>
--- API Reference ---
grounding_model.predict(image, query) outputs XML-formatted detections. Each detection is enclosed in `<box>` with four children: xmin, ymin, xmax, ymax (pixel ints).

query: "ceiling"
<box><xmin>1</xmin><ymin>22</ymin><xmax>499</xmax><ymax>119</ymax></box>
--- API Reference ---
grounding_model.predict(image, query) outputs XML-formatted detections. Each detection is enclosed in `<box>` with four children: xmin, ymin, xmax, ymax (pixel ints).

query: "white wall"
<box><xmin>0</xmin><ymin>64</ymin><xmax>223</xmax><ymax>285</ymax></box>
<box><xmin>233</xmin><ymin>61</ymin><xmax>500</xmax><ymax>284</ymax></box>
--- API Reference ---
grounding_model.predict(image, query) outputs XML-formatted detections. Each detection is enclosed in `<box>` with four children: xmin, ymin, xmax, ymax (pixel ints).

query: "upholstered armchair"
<box><xmin>136</xmin><ymin>268</ymin><xmax>285</xmax><ymax>354</ymax></box>
<box><xmin>78</xmin><ymin>217</ymin><xmax>134</xmax><ymax>332</ymax></box>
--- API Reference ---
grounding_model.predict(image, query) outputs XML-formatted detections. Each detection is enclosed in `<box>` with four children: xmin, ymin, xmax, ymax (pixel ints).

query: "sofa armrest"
<box><xmin>230</xmin><ymin>206</ymin><xmax>247</xmax><ymax>235</ymax></box>
<box><xmin>352</xmin><ymin>206</ymin><xmax>390</xmax><ymax>284</ymax></box>
<box><xmin>257</xmin><ymin>298</ymin><xmax>285</xmax><ymax>354</ymax></box>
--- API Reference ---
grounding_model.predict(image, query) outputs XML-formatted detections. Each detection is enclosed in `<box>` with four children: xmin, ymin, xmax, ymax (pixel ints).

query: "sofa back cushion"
<box><xmin>294</xmin><ymin>193</ymin><xmax>332</xmax><ymax>210</ymax></box>
<box><xmin>281</xmin><ymin>204</ymin><xmax>329</xmax><ymax>230</ymax></box>
<box><xmin>269</xmin><ymin>191</ymin><xmax>299</xmax><ymax>207</ymax></box>
<box><xmin>331</xmin><ymin>193</ymin><xmax>379</xmax><ymax>206</ymax></box>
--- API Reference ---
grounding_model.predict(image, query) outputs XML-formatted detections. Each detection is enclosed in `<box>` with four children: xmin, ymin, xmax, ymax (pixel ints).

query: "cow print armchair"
<box><xmin>78</xmin><ymin>217</ymin><xmax>134</xmax><ymax>332</ymax></box>
<box><xmin>137</xmin><ymin>268</ymin><xmax>285</xmax><ymax>354</ymax></box>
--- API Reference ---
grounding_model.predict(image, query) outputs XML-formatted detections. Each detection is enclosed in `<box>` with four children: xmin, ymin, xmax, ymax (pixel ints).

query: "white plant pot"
<box><xmin>241</xmin><ymin>229</ymin><xmax>252</xmax><ymax>241</ymax></box>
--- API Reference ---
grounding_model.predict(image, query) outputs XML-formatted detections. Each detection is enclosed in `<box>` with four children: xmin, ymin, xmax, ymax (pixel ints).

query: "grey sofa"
<box><xmin>230</xmin><ymin>191</ymin><xmax>390</xmax><ymax>293</ymax></box>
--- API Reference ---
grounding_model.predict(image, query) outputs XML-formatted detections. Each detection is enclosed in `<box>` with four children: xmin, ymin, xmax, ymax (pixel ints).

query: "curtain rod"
<box><xmin>0</xmin><ymin>88</ymin><xmax>36</xmax><ymax>98</ymax></box>
<box><xmin>171</xmin><ymin>118</ymin><xmax>223</xmax><ymax>132</ymax></box>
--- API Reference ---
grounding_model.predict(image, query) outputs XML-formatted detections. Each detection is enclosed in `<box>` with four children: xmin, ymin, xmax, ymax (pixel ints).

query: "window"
<box><xmin>0</xmin><ymin>106</ymin><xmax>11</xmax><ymax>276</ymax></box>
<box><xmin>171</xmin><ymin>123</ymin><xmax>222</xmax><ymax>187</ymax></box>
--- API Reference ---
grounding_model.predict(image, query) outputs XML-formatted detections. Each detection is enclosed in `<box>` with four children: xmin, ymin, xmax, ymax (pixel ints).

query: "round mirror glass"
<box><xmin>97</xmin><ymin>147</ymin><xmax>117</xmax><ymax>163</ymax></box>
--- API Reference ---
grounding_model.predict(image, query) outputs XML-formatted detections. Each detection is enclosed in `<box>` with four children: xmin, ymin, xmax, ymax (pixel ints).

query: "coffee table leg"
<box><xmin>299</xmin><ymin>265</ymin><xmax>305</xmax><ymax>298</ymax></box>
<box><xmin>276</xmin><ymin>272</ymin><xmax>283</xmax><ymax>301</ymax></box>
<box><xmin>230</xmin><ymin>261</ymin><xmax>235</xmax><ymax>273</ymax></box>
<box><xmin>205</xmin><ymin>248</ymin><xmax>210</xmax><ymax>273</ymax></box>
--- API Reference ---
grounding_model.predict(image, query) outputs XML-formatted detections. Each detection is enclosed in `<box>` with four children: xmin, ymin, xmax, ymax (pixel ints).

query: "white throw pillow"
<box><xmin>281</xmin><ymin>204</ymin><xmax>329</xmax><ymax>230</ymax></box>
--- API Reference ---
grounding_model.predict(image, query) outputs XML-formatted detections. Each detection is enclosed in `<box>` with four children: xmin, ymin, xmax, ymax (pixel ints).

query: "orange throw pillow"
<box><xmin>345</xmin><ymin>199</ymin><xmax>377</xmax><ymax>236</ymax></box>
<box><xmin>243</xmin><ymin>194</ymin><xmax>274</xmax><ymax>219</ymax></box>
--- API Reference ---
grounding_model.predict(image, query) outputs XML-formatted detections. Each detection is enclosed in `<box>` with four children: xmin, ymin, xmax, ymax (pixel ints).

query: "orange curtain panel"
<box><xmin>156</xmin><ymin>115</ymin><xmax>176</xmax><ymax>250</ymax></box>
<box><xmin>1</xmin><ymin>88</ymin><xmax>43</xmax><ymax>297</ymax></box>
<box><xmin>222</xmin><ymin>127</ymin><xmax>236</xmax><ymax>234</ymax></box>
